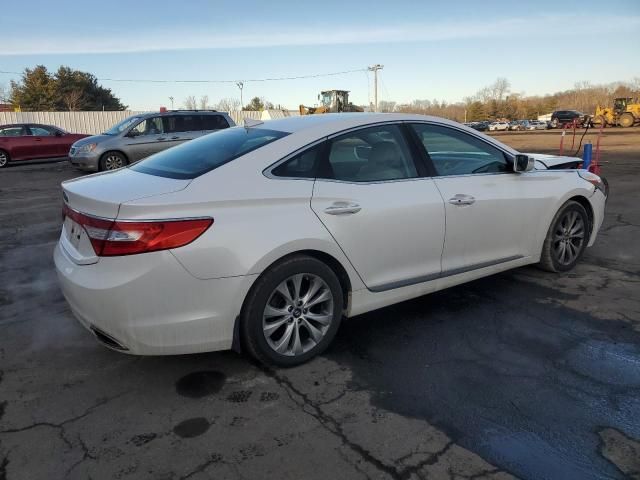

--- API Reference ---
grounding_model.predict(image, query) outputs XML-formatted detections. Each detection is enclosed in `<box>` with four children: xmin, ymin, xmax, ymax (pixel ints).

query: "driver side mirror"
<box><xmin>55</xmin><ymin>131</ymin><xmax>63</xmax><ymax>137</ymax></box>
<box><xmin>126</xmin><ymin>130</ymin><xmax>140</xmax><ymax>138</ymax></box>
<box><xmin>513</xmin><ymin>154</ymin><xmax>534</xmax><ymax>173</ymax></box>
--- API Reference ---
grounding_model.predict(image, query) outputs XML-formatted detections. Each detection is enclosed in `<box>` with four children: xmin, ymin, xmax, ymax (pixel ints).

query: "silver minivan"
<box><xmin>68</xmin><ymin>110</ymin><xmax>236</xmax><ymax>171</ymax></box>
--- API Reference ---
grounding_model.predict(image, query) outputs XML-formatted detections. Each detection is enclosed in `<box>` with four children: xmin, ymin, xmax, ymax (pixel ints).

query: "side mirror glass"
<box><xmin>55</xmin><ymin>131</ymin><xmax>63</xmax><ymax>137</ymax></box>
<box><xmin>514</xmin><ymin>154</ymin><xmax>534</xmax><ymax>172</ymax></box>
<box><xmin>126</xmin><ymin>130</ymin><xmax>140</xmax><ymax>138</ymax></box>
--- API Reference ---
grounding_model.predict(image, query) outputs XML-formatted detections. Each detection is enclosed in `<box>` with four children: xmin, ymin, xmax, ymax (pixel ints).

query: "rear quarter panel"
<box><xmin>117</xmin><ymin>153</ymin><xmax>365</xmax><ymax>292</ymax></box>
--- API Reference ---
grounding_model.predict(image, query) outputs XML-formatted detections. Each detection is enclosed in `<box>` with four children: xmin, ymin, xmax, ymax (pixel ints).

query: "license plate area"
<box><xmin>64</xmin><ymin>217</ymin><xmax>84</xmax><ymax>250</ymax></box>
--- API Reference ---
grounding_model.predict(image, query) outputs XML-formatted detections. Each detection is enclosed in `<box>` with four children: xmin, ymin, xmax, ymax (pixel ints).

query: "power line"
<box><xmin>0</xmin><ymin>68</ymin><xmax>368</xmax><ymax>84</ymax></box>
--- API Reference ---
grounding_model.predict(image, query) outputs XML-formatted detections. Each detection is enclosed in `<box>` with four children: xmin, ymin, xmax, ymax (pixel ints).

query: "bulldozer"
<box><xmin>299</xmin><ymin>90</ymin><xmax>364</xmax><ymax>115</ymax></box>
<box><xmin>592</xmin><ymin>97</ymin><xmax>640</xmax><ymax>128</ymax></box>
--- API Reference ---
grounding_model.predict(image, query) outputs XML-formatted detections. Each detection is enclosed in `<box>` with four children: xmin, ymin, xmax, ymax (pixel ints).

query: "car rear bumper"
<box><xmin>68</xmin><ymin>153</ymin><xmax>99</xmax><ymax>171</ymax></box>
<box><xmin>54</xmin><ymin>239</ymin><xmax>257</xmax><ymax>355</ymax></box>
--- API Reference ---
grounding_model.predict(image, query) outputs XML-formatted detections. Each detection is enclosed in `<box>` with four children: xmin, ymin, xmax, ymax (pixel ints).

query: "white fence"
<box><xmin>0</xmin><ymin>109</ymin><xmax>300</xmax><ymax>134</ymax></box>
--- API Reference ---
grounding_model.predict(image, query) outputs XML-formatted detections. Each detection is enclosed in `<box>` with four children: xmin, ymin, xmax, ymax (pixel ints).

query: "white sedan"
<box><xmin>55</xmin><ymin>113</ymin><xmax>606</xmax><ymax>366</ymax></box>
<box><xmin>489</xmin><ymin>121</ymin><xmax>509</xmax><ymax>131</ymax></box>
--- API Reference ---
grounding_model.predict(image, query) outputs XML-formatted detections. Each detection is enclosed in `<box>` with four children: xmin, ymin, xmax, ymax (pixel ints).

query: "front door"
<box><xmin>124</xmin><ymin>116</ymin><xmax>169</xmax><ymax>161</ymax></box>
<box><xmin>311</xmin><ymin>123</ymin><xmax>445</xmax><ymax>292</ymax></box>
<box><xmin>409</xmin><ymin>123</ymin><xmax>540</xmax><ymax>275</ymax></box>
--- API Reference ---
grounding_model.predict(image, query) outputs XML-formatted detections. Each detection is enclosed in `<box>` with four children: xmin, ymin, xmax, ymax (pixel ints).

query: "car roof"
<box><xmin>252</xmin><ymin>113</ymin><xmax>468</xmax><ymax>134</ymax></box>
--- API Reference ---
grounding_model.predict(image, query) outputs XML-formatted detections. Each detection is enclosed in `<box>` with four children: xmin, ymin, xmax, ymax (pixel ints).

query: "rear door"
<box><xmin>409</xmin><ymin>122</ymin><xmax>540</xmax><ymax>275</ymax></box>
<box><xmin>310</xmin><ymin>123</ymin><xmax>445</xmax><ymax>292</ymax></box>
<box><xmin>0</xmin><ymin>126</ymin><xmax>29</xmax><ymax>160</ymax></box>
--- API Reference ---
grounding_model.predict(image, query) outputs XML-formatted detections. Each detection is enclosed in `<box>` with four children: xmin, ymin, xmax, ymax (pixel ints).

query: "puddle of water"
<box><xmin>175</xmin><ymin>371</ymin><xmax>226</xmax><ymax>398</ymax></box>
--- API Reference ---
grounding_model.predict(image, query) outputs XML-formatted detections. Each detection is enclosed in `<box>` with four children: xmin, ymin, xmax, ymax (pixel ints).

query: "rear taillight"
<box><xmin>63</xmin><ymin>204</ymin><xmax>212</xmax><ymax>256</ymax></box>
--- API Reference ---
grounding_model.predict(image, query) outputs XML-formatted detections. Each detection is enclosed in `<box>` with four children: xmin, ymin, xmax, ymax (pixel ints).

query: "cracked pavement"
<box><xmin>1</xmin><ymin>129</ymin><xmax>639</xmax><ymax>479</ymax></box>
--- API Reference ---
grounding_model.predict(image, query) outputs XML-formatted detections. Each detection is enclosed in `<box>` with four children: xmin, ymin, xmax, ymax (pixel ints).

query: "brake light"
<box><xmin>62</xmin><ymin>204</ymin><xmax>212</xmax><ymax>256</ymax></box>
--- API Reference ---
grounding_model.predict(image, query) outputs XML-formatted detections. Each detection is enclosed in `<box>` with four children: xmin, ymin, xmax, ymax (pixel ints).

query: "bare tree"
<box><xmin>215</xmin><ymin>97</ymin><xmax>241</xmax><ymax>112</ymax></box>
<box><xmin>183</xmin><ymin>96</ymin><xmax>197</xmax><ymax>109</ymax></box>
<box><xmin>0</xmin><ymin>83</ymin><xmax>8</xmax><ymax>103</ymax></box>
<box><xmin>199</xmin><ymin>95</ymin><xmax>209</xmax><ymax>110</ymax></box>
<box><xmin>378</xmin><ymin>100</ymin><xmax>396</xmax><ymax>112</ymax></box>
<box><xmin>62</xmin><ymin>90</ymin><xmax>85</xmax><ymax>111</ymax></box>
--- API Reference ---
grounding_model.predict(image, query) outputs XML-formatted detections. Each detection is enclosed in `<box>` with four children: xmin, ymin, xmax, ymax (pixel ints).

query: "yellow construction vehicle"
<box><xmin>592</xmin><ymin>97</ymin><xmax>640</xmax><ymax>128</ymax></box>
<box><xmin>299</xmin><ymin>90</ymin><xmax>364</xmax><ymax>115</ymax></box>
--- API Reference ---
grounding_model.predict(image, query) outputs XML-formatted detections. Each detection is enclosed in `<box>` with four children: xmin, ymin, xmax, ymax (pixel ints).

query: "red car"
<box><xmin>0</xmin><ymin>123</ymin><xmax>89</xmax><ymax>168</ymax></box>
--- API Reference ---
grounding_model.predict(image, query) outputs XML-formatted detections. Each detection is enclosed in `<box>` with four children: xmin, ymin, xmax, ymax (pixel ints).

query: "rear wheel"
<box><xmin>619</xmin><ymin>113</ymin><xmax>635</xmax><ymax>128</ymax></box>
<box><xmin>538</xmin><ymin>201</ymin><xmax>589</xmax><ymax>272</ymax></box>
<box><xmin>240</xmin><ymin>255</ymin><xmax>344</xmax><ymax>367</ymax></box>
<box><xmin>0</xmin><ymin>150</ymin><xmax>9</xmax><ymax>168</ymax></box>
<box><xmin>99</xmin><ymin>151</ymin><xmax>127</xmax><ymax>171</ymax></box>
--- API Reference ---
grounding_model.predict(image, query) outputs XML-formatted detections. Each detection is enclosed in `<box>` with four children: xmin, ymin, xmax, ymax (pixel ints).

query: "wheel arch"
<box><xmin>231</xmin><ymin>248</ymin><xmax>355</xmax><ymax>353</ymax></box>
<box><xmin>100</xmin><ymin>149</ymin><xmax>129</xmax><ymax>165</ymax></box>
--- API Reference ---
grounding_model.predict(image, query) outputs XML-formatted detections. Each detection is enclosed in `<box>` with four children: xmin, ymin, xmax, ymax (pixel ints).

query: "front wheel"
<box><xmin>538</xmin><ymin>201</ymin><xmax>590</xmax><ymax>272</ymax></box>
<box><xmin>99</xmin><ymin>151</ymin><xmax>127</xmax><ymax>171</ymax></box>
<box><xmin>240</xmin><ymin>255</ymin><xmax>344</xmax><ymax>367</ymax></box>
<box><xmin>551</xmin><ymin>118</ymin><xmax>559</xmax><ymax>128</ymax></box>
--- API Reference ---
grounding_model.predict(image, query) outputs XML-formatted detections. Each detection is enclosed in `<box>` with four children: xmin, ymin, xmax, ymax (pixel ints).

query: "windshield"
<box><xmin>320</xmin><ymin>92</ymin><xmax>333</xmax><ymax>107</ymax></box>
<box><xmin>103</xmin><ymin>116</ymin><xmax>142</xmax><ymax>135</ymax></box>
<box><xmin>131</xmin><ymin>127</ymin><xmax>289</xmax><ymax>179</ymax></box>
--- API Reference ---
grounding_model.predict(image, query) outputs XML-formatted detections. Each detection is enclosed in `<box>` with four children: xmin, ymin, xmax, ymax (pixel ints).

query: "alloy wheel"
<box><xmin>104</xmin><ymin>154</ymin><xmax>124</xmax><ymax>170</ymax></box>
<box><xmin>553</xmin><ymin>210</ymin><xmax>585</xmax><ymax>266</ymax></box>
<box><xmin>0</xmin><ymin>152</ymin><xmax>7</xmax><ymax>168</ymax></box>
<box><xmin>262</xmin><ymin>273</ymin><xmax>334</xmax><ymax>357</ymax></box>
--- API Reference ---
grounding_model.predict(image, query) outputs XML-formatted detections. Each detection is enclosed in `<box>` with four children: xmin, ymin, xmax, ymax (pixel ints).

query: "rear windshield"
<box><xmin>131</xmin><ymin>127</ymin><xmax>289</xmax><ymax>179</ymax></box>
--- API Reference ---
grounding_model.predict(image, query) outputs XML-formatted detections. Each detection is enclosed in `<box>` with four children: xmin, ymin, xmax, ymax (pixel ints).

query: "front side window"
<box><xmin>320</xmin><ymin>124</ymin><xmax>418</xmax><ymax>182</ymax></box>
<box><xmin>130</xmin><ymin>117</ymin><xmax>164</xmax><ymax>136</ymax></box>
<box><xmin>28</xmin><ymin>126</ymin><xmax>54</xmax><ymax>136</ymax></box>
<box><xmin>411</xmin><ymin>123</ymin><xmax>509</xmax><ymax>176</ymax></box>
<box><xmin>0</xmin><ymin>126</ymin><xmax>26</xmax><ymax>136</ymax></box>
<box><xmin>272</xmin><ymin>143</ymin><xmax>323</xmax><ymax>178</ymax></box>
<box><xmin>104</xmin><ymin>116</ymin><xmax>141</xmax><ymax>135</ymax></box>
<box><xmin>131</xmin><ymin>127</ymin><xmax>289</xmax><ymax>179</ymax></box>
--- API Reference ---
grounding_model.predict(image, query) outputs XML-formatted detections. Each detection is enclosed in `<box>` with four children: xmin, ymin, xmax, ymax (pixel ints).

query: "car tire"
<box><xmin>551</xmin><ymin>118</ymin><xmax>559</xmax><ymax>128</ymax></box>
<box><xmin>0</xmin><ymin>149</ymin><xmax>9</xmax><ymax>168</ymax></box>
<box><xmin>240</xmin><ymin>255</ymin><xmax>344</xmax><ymax>367</ymax></box>
<box><xmin>99</xmin><ymin>151</ymin><xmax>128</xmax><ymax>171</ymax></box>
<box><xmin>538</xmin><ymin>200</ymin><xmax>590</xmax><ymax>273</ymax></box>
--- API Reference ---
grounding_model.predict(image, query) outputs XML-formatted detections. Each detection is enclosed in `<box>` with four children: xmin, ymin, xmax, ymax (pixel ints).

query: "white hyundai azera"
<box><xmin>55</xmin><ymin>113</ymin><xmax>606</xmax><ymax>366</ymax></box>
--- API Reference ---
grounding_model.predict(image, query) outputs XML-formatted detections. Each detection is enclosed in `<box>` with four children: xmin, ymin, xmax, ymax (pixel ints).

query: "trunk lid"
<box><xmin>60</xmin><ymin>168</ymin><xmax>191</xmax><ymax>265</ymax></box>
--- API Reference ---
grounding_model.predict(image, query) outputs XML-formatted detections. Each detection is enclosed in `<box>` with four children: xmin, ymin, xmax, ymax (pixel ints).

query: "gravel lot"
<box><xmin>1</xmin><ymin>128</ymin><xmax>639</xmax><ymax>480</ymax></box>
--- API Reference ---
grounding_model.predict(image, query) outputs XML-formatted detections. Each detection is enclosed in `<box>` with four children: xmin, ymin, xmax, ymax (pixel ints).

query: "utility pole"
<box><xmin>169</xmin><ymin>96</ymin><xmax>174</xmax><ymax>109</ymax></box>
<box><xmin>368</xmin><ymin>64</ymin><xmax>383</xmax><ymax>112</ymax></box>
<box><xmin>236</xmin><ymin>82</ymin><xmax>244</xmax><ymax>110</ymax></box>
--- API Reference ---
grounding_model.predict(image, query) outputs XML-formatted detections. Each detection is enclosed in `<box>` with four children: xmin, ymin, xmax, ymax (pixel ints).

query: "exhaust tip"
<box><xmin>90</xmin><ymin>327</ymin><xmax>128</xmax><ymax>351</ymax></box>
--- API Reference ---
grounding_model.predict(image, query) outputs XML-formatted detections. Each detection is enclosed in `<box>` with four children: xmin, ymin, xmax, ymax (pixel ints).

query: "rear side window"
<box><xmin>201</xmin><ymin>115</ymin><xmax>230</xmax><ymax>130</ymax></box>
<box><xmin>165</xmin><ymin>115</ymin><xmax>202</xmax><ymax>133</ymax></box>
<box><xmin>131</xmin><ymin>127</ymin><xmax>289</xmax><ymax>179</ymax></box>
<box><xmin>0</xmin><ymin>126</ymin><xmax>26</xmax><ymax>136</ymax></box>
<box><xmin>272</xmin><ymin>143</ymin><xmax>324</xmax><ymax>178</ymax></box>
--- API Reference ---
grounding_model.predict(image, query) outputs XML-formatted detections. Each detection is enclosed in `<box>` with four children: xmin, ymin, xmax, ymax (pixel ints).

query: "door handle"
<box><xmin>448</xmin><ymin>194</ymin><xmax>475</xmax><ymax>206</ymax></box>
<box><xmin>170</xmin><ymin>136</ymin><xmax>180</xmax><ymax>140</ymax></box>
<box><xmin>156</xmin><ymin>136</ymin><xmax>167</xmax><ymax>140</ymax></box>
<box><xmin>324</xmin><ymin>202</ymin><xmax>361</xmax><ymax>215</ymax></box>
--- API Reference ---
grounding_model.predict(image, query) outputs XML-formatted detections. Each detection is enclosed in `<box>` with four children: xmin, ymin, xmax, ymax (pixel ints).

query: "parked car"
<box><xmin>550</xmin><ymin>110</ymin><xmax>590</xmax><ymax>128</ymax></box>
<box><xmin>55</xmin><ymin>113</ymin><xmax>606</xmax><ymax>366</ymax></box>
<box><xmin>528</xmin><ymin>120</ymin><xmax>548</xmax><ymax>130</ymax></box>
<box><xmin>468</xmin><ymin>121</ymin><xmax>490</xmax><ymax>132</ymax></box>
<box><xmin>489</xmin><ymin>121</ymin><xmax>509</xmax><ymax>131</ymax></box>
<box><xmin>68</xmin><ymin>110</ymin><xmax>236</xmax><ymax>172</ymax></box>
<box><xmin>0</xmin><ymin>123</ymin><xmax>89</xmax><ymax>168</ymax></box>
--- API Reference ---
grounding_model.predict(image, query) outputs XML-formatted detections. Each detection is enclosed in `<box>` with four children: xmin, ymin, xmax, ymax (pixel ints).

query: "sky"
<box><xmin>1</xmin><ymin>0</ymin><xmax>639</xmax><ymax>110</ymax></box>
